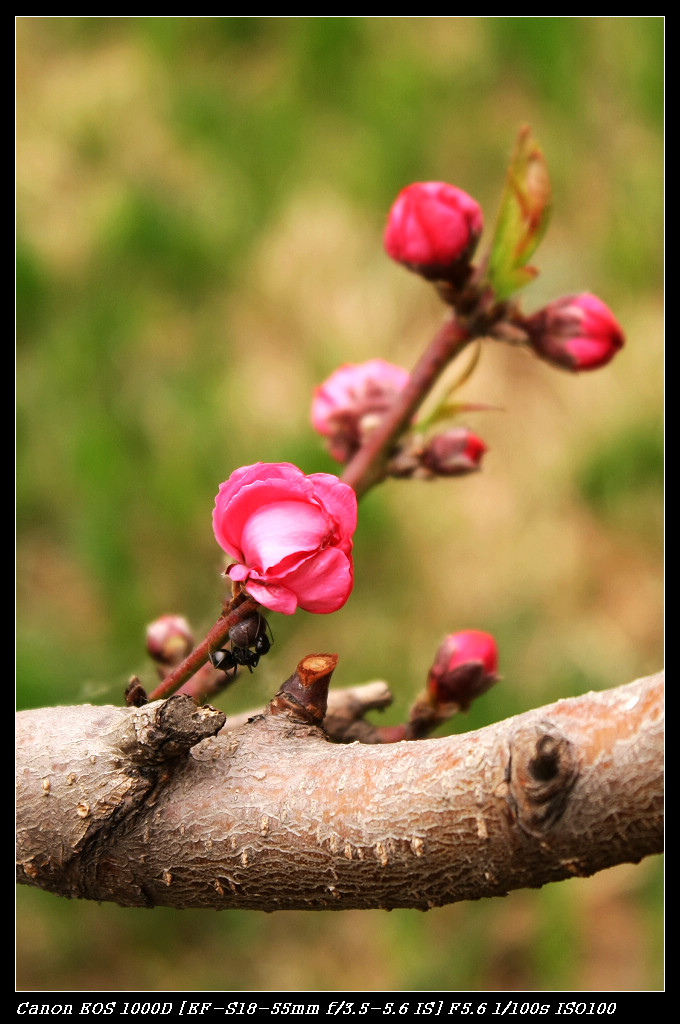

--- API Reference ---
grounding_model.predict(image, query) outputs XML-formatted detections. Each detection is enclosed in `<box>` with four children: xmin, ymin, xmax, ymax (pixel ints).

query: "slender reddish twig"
<box><xmin>147</xmin><ymin>596</ymin><xmax>258</xmax><ymax>701</ymax></box>
<box><xmin>340</xmin><ymin>316</ymin><xmax>471</xmax><ymax>497</ymax></box>
<box><xmin>151</xmin><ymin>311</ymin><xmax>484</xmax><ymax>702</ymax></box>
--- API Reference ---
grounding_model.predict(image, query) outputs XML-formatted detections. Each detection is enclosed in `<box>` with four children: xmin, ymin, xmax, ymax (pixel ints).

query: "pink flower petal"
<box><xmin>213</xmin><ymin>464</ymin><xmax>319</xmax><ymax>557</ymax></box>
<box><xmin>242</xmin><ymin>580</ymin><xmax>299</xmax><ymax>615</ymax></box>
<box><xmin>282</xmin><ymin>547</ymin><xmax>354</xmax><ymax>614</ymax></box>
<box><xmin>240</xmin><ymin>500</ymin><xmax>327</xmax><ymax>572</ymax></box>
<box><xmin>307</xmin><ymin>474</ymin><xmax>358</xmax><ymax>544</ymax></box>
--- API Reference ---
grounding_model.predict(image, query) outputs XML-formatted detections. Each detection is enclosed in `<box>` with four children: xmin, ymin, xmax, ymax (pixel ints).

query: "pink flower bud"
<box><xmin>421</xmin><ymin>428</ymin><xmax>487</xmax><ymax>477</ymax></box>
<box><xmin>146</xmin><ymin>614</ymin><xmax>194</xmax><ymax>666</ymax></box>
<box><xmin>311</xmin><ymin>359</ymin><xmax>410</xmax><ymax>463</ymax></box>
<box><xmin>427</xmin><ymin>630</ymin><xmax>499</xmax><ymax>711</ymax></box>
<box><xmin>525</xmin><ymin>293</ymin><xmax>624</xmax><ymax>371</ymax></box>
<box><xmin>213</xmin><ymin>462</ymin><xmax>357</xmax><ymax>615</ymax></box>
<box><xmin>384</xmin><ymin>182</ymin><xmax>483</xmax><ymax>280</ymax></box>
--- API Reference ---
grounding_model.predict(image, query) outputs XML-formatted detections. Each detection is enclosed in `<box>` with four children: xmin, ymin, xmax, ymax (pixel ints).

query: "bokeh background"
<box><xmin>16</xmin><ymin>17</ymin><xmax>663</xmax><ymax>992</ymax></box>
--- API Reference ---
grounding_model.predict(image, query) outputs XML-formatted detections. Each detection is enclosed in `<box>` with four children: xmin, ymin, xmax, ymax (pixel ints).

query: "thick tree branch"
<box><xmin>16</xmin><ymin>671</ymin><xmax>663</xmax><ymax>911</ymax></box>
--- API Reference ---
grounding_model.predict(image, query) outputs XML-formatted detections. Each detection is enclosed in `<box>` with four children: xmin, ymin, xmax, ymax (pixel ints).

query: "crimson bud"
<box><xmin>421</xmin><ymin>429</ymin><xmax>487</xmax><ymax>477</ymax></box>
<box><xmin>146</xmin><ymin>614</ymin><xmax>194</xmax><ymax>666</ymax></box>
<box><xmin>427</xmin><ymin>630</ymin><xmax>499</xmax><ymax>711</ymax></box>
<box><xmin>525</xmin><ymin>292</ymin><xmax>624</xmax><ymax>371</ymax></box>
<box><xmin>384</xmin><ymin>182</ymin><xmax>483</xmax><ymax>281</ymax></box>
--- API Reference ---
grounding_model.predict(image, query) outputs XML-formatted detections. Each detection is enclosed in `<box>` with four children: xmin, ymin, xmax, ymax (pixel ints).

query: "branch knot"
<box><xmin>509</xmin><ymin>721</ymin><xmax>579</xmax><ymax>837</ymax></box>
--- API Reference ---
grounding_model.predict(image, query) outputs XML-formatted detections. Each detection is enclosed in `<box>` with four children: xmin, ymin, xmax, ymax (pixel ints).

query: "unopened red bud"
<box><xmin>384</xmin><ymin>182</ymin><xmax>483</xmax><ymax>281</ymax></box>
<box><xmin>421</xmin><ymin>429</ymin><xmax>487</xmax><ymax>477</ymax></box>
<box><xmin>525</xmin><ymin>293</ymin><xmax>624</xmax><ymax>372</ymax></box>
<box><xmin>427</xmin><ymin>630</ymin><xmax>499</xmax><ymax>711</ymax></box>
<box><xmin>146</xmin><ymin>614</ymin><xmax>194</xmax><ymax>666</ymax></box>
<box><xmin>387</xmin><ymin>428</ymin><xmax>487</xmax><ymax>480</ymax></box>
<box><xmin>311</xmin><ymin>359</ymin><xmax>410</xmax><ymax>463</ymax></box>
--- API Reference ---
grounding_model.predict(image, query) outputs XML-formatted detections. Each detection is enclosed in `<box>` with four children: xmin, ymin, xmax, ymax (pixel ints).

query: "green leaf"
<box><xmin>485</xmin><ymin>126</ymin><xmax>552</xmax><ymax>302</ymax></box>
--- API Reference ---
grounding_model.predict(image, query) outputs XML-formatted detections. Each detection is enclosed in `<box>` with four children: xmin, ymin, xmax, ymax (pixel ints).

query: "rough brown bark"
<box><xmin>16</xmin><ymin>670</ymin><xmax>663</xmax><ymax>912</ymax></box>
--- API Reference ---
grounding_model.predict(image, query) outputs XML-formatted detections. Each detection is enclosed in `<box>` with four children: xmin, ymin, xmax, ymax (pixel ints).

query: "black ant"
<box><xmin>209</xmin><ymin>611</ymin><xmax>273</xmax><ymax>679</ymax></box>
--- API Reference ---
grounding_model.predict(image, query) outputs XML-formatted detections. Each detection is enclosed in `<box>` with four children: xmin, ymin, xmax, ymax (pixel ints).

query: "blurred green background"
<box><xmin>16</xmin><ymin>17</ymin><xmax>663</xmax><ymax>992</ymax></box>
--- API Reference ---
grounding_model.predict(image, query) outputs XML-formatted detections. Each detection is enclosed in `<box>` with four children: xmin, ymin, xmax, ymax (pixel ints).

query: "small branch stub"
<box><xmin>124</xmin><ymin>676</ymin><xmax>148</xmax><ymax>708</ymax></box>
<box><xmin>268</xmin><ymin>653</ymin><xmax>338</xmax><ymax>725</ymax></box>
<box><xmin>111</xmin><ymin>695</ymin><xmax>227</xmax><ymax>766</ymax></box>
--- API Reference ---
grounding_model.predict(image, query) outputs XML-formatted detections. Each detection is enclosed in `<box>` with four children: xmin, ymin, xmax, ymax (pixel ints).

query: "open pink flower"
<box><xmin>213</xmin><ymin>462</ymin><xmax>357</xmax><ymax>615</ymax></box>
<box><xmin>525</xmin><ymin>293</ymin><xmax>624</xmax><ymax>371</ymax></box>
<box><xmin>311</xmin><ymin>359</ymin><xmax>410</xmax><ymax>462</ymax></box>
<box><xmin>384</xmin><ymin>181</ymin><xmax>483</xmax><ymax>279</ymax></box>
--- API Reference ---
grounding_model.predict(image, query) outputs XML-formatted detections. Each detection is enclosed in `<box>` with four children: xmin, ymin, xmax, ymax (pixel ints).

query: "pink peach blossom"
<box><xmin>213</xmin><ymin>462</ymin><xmax>357</xmax><ymax>615</ymax></box>
<box><xmin>311</xmin><ymin>359</ymin><xmax>410</xmax><ymax>462</ymax></box>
